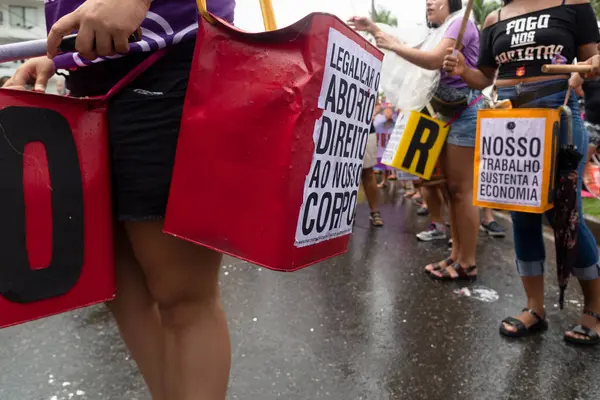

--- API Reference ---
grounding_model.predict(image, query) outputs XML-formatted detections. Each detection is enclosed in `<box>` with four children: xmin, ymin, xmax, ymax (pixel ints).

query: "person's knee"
<box><xmin>446</xmin><ymin>181</ymin><xmax>472</xmax><ymax>203</ymax></box>
<box><xmin>146</xmin><ymin>255</ymin><xmax>222</xmax><ymax>329</ymax></box>
<box><xmin>125</xmin><ymin>221</ymin><xmax>223</xmax><ymax>326</ymax></box>
<box><xmin>145</xmin><ymin>250</ymin><xmax>221</xmax><ymax>301</ymax></box>
<box><xmin>158</xmin><ymin>290</ymin><xmax>223</xmax><ymax>330</ymax></box>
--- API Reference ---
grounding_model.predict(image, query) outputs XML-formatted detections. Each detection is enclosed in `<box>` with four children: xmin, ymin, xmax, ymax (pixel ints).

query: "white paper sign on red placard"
<box><xmin>294</xmin><ymin>28</ymin><xmax>382</xmax><ymax>248</ymax></box>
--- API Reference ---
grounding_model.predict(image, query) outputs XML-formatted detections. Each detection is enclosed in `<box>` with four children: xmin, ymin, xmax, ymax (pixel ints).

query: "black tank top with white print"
<box><xmin>477</xmin><ymin>1</ymin><xmax>599</xmax><ymax>79</ymax></box>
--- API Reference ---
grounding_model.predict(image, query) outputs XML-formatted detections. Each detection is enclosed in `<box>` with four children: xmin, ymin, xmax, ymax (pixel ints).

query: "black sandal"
<box><xmin>564</xmin><ymin>310</ymin><xmax>600</xmax><ymax>346</ymax></box>
<box><xmin>430</xmin><ymin>263</ymin><xmax>477</xmax><ymax>281</ymax></box>
<box><xmin>500</xmin><ymin>308</ymin><xmax>548</xmax><ymax>338</ymax></box>
<box><xmin>424</xmin><ymin>258</ymin><xmax>454</xmax><ymax>274</ymax></box>
<box><xmin>370</xmin><ymin>211</ymin><xmax>384</xmax><ymax>227</ymax></box>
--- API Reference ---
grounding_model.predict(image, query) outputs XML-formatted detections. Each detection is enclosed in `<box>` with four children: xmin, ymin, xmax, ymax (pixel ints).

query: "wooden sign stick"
<box><xmin>454</xmin><ymin>0</ymin><xmax>475</xmax><ymax>51</ymax></box>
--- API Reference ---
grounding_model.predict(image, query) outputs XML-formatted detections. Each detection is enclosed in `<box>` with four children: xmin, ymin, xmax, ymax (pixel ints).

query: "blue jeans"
<box><xmin>497</xmin><ymin>80</ymin><xmax>599</xmax><ymax>280</ymax></box>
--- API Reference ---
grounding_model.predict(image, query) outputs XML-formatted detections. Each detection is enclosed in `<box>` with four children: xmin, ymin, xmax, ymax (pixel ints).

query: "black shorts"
<box><xmin>67</xmin><ymin>41</ymin><xmax>195</xmax><ymax>221</ymax></box>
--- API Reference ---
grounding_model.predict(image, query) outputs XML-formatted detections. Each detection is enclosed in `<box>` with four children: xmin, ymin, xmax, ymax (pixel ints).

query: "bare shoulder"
<box><xmin>483</xmin><ymin>9</ymin><xmax>500</xmax><ymax>29</ymax></box>
<box><xmin>564</xmin><ymin>0</ymin><xmax>590</xmax><ymax>5</ymax></box>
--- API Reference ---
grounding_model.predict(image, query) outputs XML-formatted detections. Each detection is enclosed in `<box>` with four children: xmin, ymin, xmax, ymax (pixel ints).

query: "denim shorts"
<box><xmin>67</xmin><ymin>41</ymin><xmax>194</xmax><ymax>222</ymax></box>
<box><xmin>437</xmin><ymin>89</ymin><xmax>483</xmax><ymax>148</ymax></box>
<box><xmin>497</xmin><ymin>79</ymin><xmax>599</xmax><ymax>279</ymax></box>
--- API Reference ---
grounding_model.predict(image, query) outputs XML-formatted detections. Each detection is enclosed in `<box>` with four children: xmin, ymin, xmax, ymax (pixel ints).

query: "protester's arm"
<box><xmin>576</xmin><ymin>44</ymin><xmax>600</xmax><ymax>80</ymax></box>
<box><xmin>441</xmin><ymin>47</ymin><xmax>496</xmax><ymax>90</ymax></box>
<box><xmin>6</xmin><ymin>0</ymin><xmax>153</xmax><ymax>91</ymax></box>
<box><xmin>347</xmin><ymin>16</ymin><xmax>381</xmax><ymax>36</ymax></box>
<box><xmin>460</xmin><ymin>63</ymin><xmax>496</xmax><ymax>90</ymax></box>
<box><xmin>572</xmin><ymin>0</ymin><xmax>600</xmax><ymax>79</ymax></box>
<box><xmin>348</xmin><ymin>15</ymin><xmax>447</xmax><ymax>69</ymax></box>
<box><xmin>376</xmin><ymin>35</ymin><xmax>457</xmax><ymax>70</ymax></box>
<box><xmin>443</xmin><ymin>13</ymin><xmax>498</xmax><ymax>90</ymax></box>
<box><xmin>376</xmin><ymin>18</ymin><xmax>480</xmax><ymax>71</ymax></box>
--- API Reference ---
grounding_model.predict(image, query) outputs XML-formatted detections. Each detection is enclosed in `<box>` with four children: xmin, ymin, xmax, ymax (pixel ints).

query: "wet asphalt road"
<box><xmin>1</xmin><ymin>183</ymin><xmax>600</xmax><ymax>400</ymax></box>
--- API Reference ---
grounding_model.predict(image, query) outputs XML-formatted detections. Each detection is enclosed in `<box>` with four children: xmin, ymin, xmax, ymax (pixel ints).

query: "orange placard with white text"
<box><xmin>473</xmin><ymin>108</ymin><xmax>560</xmax><ymax>214</ymax></box>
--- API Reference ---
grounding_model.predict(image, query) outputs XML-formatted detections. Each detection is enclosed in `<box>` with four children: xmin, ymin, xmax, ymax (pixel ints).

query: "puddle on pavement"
<box><xmin>453</xmin><ymin>286</ymin><xmax>499</xmax><ymax>303</ymax></box>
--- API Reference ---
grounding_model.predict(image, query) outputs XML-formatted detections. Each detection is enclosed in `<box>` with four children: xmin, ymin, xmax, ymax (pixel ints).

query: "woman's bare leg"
<box><xmin>377</xmin><ymin>169</ymin><xmax>387</xmax><ymax>188</ymax></box>
<box><xmin>444</xmin><ymin>144</ymin><xmax>479</xmax><ymax>267</ymax></box>
<box><xmin>107</xmin><ymin>223</ymin><xmax>165</xmax><ymax>399</ymax></box>
<box><xmin>566</xmin><ymin>278</ymin><xmax>600</xmax><ymax>340</ymax></box>
<box><xmin>481</xmin><ymin>207</ymin><xmax>494</xmax><ymax>225</ymax></box>
<box><xmin>422</xmin><ymin>185</ymin><xmax>443</xmax><ymax>224</ymax></box>
<box><xmin>430</xmin><ymin>145</ymin><xmax>478</xmax><ymax>277</ymax></box>
<box><xmin>441</xmin><ymin>149</ymin><xmax>460</xmax><ymax>261</ymax></box>
<box><xmin>126</xmin><ymin>221</ymin><xmax>230</xmax><ymax>400</ymax></box>
<box><xmin>362</xmin><ymin>168</ymin><xmax>379</xmax><ymax>212</ymax></box>
<box><xmin>502</xmin><ymin>276</ymin><xmax>545</xmax><ymax>332</ymax></box>
<box><xmin>424</xmin><ymin>150</ymin><xmax>459</xmax><ymax>272</ymax></box>
<box><xmin>445</xmin><ymin>188</ymin><xmax>460</xmax><ymax>262</ymax></box>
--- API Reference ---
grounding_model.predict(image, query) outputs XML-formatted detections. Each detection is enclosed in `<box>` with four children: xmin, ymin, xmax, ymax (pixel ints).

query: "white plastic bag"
<box><xmin>378</xmin><ymin>10</ymin><xmax>472</xmax><ymax>112</ymax></box>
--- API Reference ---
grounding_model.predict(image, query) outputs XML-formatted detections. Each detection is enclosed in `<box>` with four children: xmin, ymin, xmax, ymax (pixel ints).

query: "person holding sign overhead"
<box><xmin>4</xmin><ymin>0</ymin><xmax>236</xmax><ymax>398</ymax></box>
<box><xmin>350</xmin><ymin>0</ymin><xmax>483</xmax><ymax>281</ymax></box>
<box><xmin>443</xmin><ymin>0</ymin><xmax>600</xmax><ymax>345</ymax></box>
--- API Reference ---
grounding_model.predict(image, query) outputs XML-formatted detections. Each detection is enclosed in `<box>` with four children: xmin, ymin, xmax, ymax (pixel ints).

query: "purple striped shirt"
<box><xmin>45</xmin><ymin>0</ymin><xmax>235</xmax><ymax>69</ymax></box>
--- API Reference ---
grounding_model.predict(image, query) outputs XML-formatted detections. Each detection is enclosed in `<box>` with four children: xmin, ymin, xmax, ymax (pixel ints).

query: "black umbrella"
<box><xmin>553</xmin><ymin>105</ymin><xmax>583</xmax><ymax>309</ymax></box>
